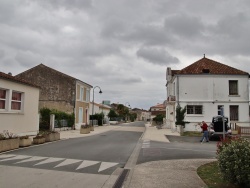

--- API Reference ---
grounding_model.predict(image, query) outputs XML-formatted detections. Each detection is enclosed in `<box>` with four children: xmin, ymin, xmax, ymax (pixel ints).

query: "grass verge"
<box><xmin>197</xmin><ymin>161</ymin><xmax>239</xmax><ymax>188</ymax></box>
<box><xmin>182</xmin><ymin>131</ymin><xmax>202</xmax><ymax>137</ymax></box>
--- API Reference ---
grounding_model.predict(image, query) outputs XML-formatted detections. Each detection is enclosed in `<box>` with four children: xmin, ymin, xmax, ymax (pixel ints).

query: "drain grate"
<box><xmin>113</xmin><ymin>169</ymin><xmax>130</xmax><ymax>188</ymax></box>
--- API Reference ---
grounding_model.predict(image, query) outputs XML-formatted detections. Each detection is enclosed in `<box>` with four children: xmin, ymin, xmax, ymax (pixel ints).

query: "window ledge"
<box><xmin>0</xmin><ymin>111</ymin><xmax>24</xmax><ymax>114</ymax></box>
<box><xmin>228</xmin><ymin>95</ymin><xmax>240</xmax><ymax>97</ymax></box>
<box><xmin>186</xmin><ymin>114</ymin><xmax>204</xmax><ymax>117</ymax></box>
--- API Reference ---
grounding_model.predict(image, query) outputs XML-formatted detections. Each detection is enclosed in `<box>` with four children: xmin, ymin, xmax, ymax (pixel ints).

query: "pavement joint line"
<box><xmin>122</xmin><ymin>124</ymin><xmax>147</xmax><ymax>188</ymax></box>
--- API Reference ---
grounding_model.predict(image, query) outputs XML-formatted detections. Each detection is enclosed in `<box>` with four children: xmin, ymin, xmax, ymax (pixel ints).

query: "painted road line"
<box><xmin>98</xmin><ymin>162</ymin><xmax>119</xmax><ymax>172</ymax></box>
<box><xmin>15</xmin><ymin>156</ymin><xmax>48</xmax><ymax>164</ymax></box>
<box><xmin>0</xmin><ymin>155</ymin><xmax>31</xmax><ymax>162</ymax></box>
<box><xmin>54</xmin><ymin>159</ymin><xmax>82</xmax><ymax>168</ymax></box>
<box><xmin>34</xmin><ymin>157</ymin><xmax>65</xmax><ymax>166</ymax></box>
<box><xmin>76</xmin><ymin>160</ymin><xmax>100</xmax><ymax>170</ymax></box>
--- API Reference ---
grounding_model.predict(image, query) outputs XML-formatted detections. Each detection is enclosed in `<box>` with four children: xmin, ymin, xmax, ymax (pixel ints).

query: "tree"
<box><xmin>108</xmin><ymin>109</ymin><xmax>118</xmax><ymax>120</ymax></box>
<box><xmin>175</xmin><ymin>105</ymin><xmax>188</xmax><ymax>127</ymax></box>
<box><xmin>153</xmin><ymin>114</ymin><xmax>165</xmax><ymax>125</ymax></box>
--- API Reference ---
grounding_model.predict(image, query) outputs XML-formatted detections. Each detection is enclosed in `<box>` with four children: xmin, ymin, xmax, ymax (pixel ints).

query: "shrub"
<box><xmin>217</xmin><ymin>137</ymin><xmax>250</xmax><ymax>187</ymax></box>
<box><xmin>0</xmin><ymin>130</ymin><xmax>18</xmax><ymax>140</ymax></box>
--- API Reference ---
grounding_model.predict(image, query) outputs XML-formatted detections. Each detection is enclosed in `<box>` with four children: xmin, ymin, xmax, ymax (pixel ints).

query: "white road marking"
<box><xmin>34</xmin><ymin>157</ymin><xmax>65</xmax><ymax>166</ymax></box>
<box><xmin>0</xmin><ymin>154</ymin><xmax>16</xmax><ymax>159</ymax></box>
<box><xmin>76</xmin><ymin>160</ymin><xmax>100</xmax><ymax>170</ymax></box>
<box><xmin>0</xmin><ymin>155</ymin><xmax>31</xmax><ymax>162</ymax></box>
<box><xmin>98</xmin><ymin>162</ymin><xmax>118</xmax><ymax>172</ymax></box>
<box><xmin>54</xmin><ymin>159</ymin><xmax>82</xmax><ymax>168</ymax></box>
<box><xmin>15</xmin><ymin>156</ymin><xmax>48</xmax><ymax>164</ymax></box>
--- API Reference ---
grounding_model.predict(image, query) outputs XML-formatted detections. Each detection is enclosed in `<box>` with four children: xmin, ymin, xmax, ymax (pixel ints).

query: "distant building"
<box><xmin>149</xmin><ymin>103</ymin><xmax>166</xmax><ymax>120</ymax></box>
<box><xmin>102</xmin><ymin>100</ymin><xmax>111</xmax><ymax>106</ymax></box>
<box><xmin>166</xmin><ymin>57</ymin><xmax>250</xmax><ymax>131</ymax></box>
<box><xmin>15</xmin><ymin>64</ymin><xmax>92</xmax><ymax>129</ymax></box>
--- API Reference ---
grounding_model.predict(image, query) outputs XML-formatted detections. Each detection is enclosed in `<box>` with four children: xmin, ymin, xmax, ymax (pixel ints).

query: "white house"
<box><xmin>166</xmin><ymin>57</ymin><xmax>250</xmax><ymax>132</ymax></box>
<box><xmin>0</xmin><ymin>72</ymin><xmax>40</xmax><ymax>135</ymax></box>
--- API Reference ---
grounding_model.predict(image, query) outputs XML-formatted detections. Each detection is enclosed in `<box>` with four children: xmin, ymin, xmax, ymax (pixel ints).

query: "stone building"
<box><xmin>15</xmin><ymin>64</ymin><xmax>92</xmax><ymax>129</ymax></box>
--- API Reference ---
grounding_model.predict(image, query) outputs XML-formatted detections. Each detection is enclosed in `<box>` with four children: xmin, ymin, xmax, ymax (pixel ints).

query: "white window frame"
<box><xmin>229</xmin><ymin>80</ymin><xmax>238</xmax><ymax>95</ymax></box>
<box><xmin>86</xmin><ymin>88</ymin><xmax>90</xmax><ymax>102</ymax></box>
<box><xmin>0</xmin><ymin>88</ymin><xmax>7</xmax><ymax>111</ymax></box>
<box><xmin>11</xmin><ymin>91</ymin><xmax>23</xmax><ymax>111</ymax></box>
<box><xmin>0</xmin><ymin>88</ymin><xmax>24</xmax><ymax>113</ymax></box>
<box><xmin>80</xmin><ymin>87</ymin><xmax>84</xmax><ymax>101</ymax></box>
<box><xmin>187</xmin><ymin>105</ymin><xmax>203</xmax><ymax>115</ymax></box>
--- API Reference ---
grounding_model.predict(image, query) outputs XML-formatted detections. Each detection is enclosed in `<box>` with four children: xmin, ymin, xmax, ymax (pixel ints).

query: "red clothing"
<box><xmin>201</xmin><ymin>123</ymin><xmax>208</xmax><ymax>131</ymax></box>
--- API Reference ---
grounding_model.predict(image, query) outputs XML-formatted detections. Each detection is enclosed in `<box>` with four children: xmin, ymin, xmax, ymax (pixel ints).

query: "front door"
<box><xmin>79</xmin><ymin>107</ymin><xmax>83</xmax><ymax>124</ymax></box>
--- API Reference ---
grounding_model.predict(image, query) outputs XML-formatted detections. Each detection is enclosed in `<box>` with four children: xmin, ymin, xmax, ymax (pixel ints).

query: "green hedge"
<box><xmin>39</xmin><ymin>108</ymin><xmax>74</xmax><ymax>130</ymax></box>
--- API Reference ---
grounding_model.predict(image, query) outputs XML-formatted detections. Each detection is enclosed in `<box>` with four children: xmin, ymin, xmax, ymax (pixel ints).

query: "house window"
<box><xmin>86</xmin><ymin>89</ymin><xmax>90</xmax><ymax>102</ymax></box>
<box><xmin>230</xmin><ymin>105</ymin><xmax>239</xmax><ymax>121</ymax></box>
<box><xmin>218</xmin><ymin>105</ymin><xmax>224</xmax><ymax>115</ymax></box>
<box><xmin>229</xmin><ymin>80</ymin><xmax>238</xmax><ymax>95</ymax></box>
<box><xmin>187</xmin><ymin>105</ymin><xmax>203</xmax><ymax>114</ymax></box>
<box><xmin>0</xmin><ymin>89</ymin><xmax>6</xmax><ymax>109</ymax></box>
<box><xmin>80</xmin><ymin>87</ymin><xmax>84</xmax><ymax>101</ymax></box>
<box><xmin>11</xmin><ymin>91</ymin><xmax>22</xmax><ymax>110</ymax></box>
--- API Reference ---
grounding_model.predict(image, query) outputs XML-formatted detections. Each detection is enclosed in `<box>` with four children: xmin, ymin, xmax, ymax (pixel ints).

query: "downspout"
<box><xmin>177</xmin><ymin>75</ymin><xmax>180</xmax><ymax>106</ymax></box>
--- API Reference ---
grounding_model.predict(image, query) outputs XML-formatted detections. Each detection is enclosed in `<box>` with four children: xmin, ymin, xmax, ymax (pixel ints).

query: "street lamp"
<box><xmin>92</xmin><ymin>86</ymin><xmax>102</xmax><ymax>127</ymax></box>
<box><xmin>125</xmin><ymin>102</ymin><xmax>131</xmax><ymax>122</ymax></box>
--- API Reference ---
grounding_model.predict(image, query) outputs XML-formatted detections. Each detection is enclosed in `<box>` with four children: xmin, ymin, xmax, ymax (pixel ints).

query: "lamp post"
<box><xmin>92</xmin><ymin>86</ymin><xmax>102</xmax><ymax>127</ymax></box>
<box><xmin>125</xmin><ymin>102</ymin><xmax>130</xmax><ymax>122</ymax></box>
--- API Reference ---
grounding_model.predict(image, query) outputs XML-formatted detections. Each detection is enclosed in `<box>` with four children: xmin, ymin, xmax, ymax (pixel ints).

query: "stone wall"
<box><xmin>16</xmin><ymin>64</ymin><xmax>76</xmax><ymax>113</ymax></box>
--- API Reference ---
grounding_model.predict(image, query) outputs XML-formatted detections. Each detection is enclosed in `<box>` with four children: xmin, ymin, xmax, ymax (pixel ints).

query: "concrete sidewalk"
<box><xmin>142</xmin><ymin>122</ymin><xmax>180</xmax><ymax>142</ymax></box>
<box><xmin>124</xmin><ymin>122</ymin><xmax>214</xmax><ymax>188</ymax></box>
<box><xmin>59</xmin><ymin>125</ymin><xmax>121</xmax><ymax>139</ymax></box>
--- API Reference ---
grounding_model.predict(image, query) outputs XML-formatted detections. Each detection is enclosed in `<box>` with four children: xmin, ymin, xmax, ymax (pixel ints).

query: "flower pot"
<box><xmin>0</xmin><ymin>138</ymin><xmax>19</xmax><ymax>152</ymax></box>
<box><xmin>19</xmin><ymin>138</ymin><xmax>32</xmax><ymax>147</ymax></box>
<box><xmin>80</xmin><ymin>127</ymin><xmax>90</xmax><ymax>134</ymax></box>
<box><xmin>33</xmin><ymin>137</ymin><xmax>45</xmax><ymax>145</ymax></box>
<box><xmin>44</xmin><ymin>132</ymin><xmax>60</xmax><ymax>142</ymax></box>
<box><xmin>90</xmin><ymin>126</ymin><xmax>94</xmax><ymax>131</ymax></box>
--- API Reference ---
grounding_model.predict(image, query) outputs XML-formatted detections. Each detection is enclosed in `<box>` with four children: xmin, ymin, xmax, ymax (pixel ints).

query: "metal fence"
<box><xmin>54</xmin><ymin>119</ymin><xmax>68</xmax><ymax>128</ymax></box>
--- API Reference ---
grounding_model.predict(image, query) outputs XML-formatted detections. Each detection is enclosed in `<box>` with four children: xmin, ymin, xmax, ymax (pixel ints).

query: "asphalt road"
<box><xmin>137</xmin><ymin>135</ymin><xmax>217</xmax><ymax>164</ymax></box>
<box><xmin>0</xmin><ymin>122</ymin><xmax>145</xmax><ymax>175</ymax></box>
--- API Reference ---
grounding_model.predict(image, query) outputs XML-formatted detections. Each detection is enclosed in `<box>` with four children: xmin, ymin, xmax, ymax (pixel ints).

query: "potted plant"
<box><xmin>33</xmin><ymin>134</ymin><xmax>45</xmax><ymax>145</ymax></box>
<box><xmin>0</xmin><ymin>130</ymin><xmax>19</xmax><ymax>152</ymax></box>
<box><xmin>19</xmin><ymin>135</ymin><xmax>32</xmax><ymax>147</ymax></box>
<box><xmin>80</xmin><ymin>124</ymin><xmax>90</xmax><ymax>134</ymax></box>
<box><xmin>90</xmin><ymin>125</ymin><xmax>94</xmax><ymax>131</ymax></box>
<box><xmin>42</xmin><ymin>131</ymin><xmax>60</xmax><ymax>142</ymax></box>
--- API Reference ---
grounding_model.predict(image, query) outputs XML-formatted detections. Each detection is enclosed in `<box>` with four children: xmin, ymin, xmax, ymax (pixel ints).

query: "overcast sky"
<box><xmin>1</xmin><ymin>0</ymin><xmax>250</xmax><ymax>110</ymax></box>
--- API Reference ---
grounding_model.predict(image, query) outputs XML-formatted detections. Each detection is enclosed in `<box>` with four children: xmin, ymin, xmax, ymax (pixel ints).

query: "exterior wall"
<box><xmin>0</xmin><ymin>79</ymin><xmax>39</xmax><ymax>135</ymax></box>
<box><xmin>74</xmin><ymin>81</ymin><xmax>91</xmax><ymax>129</ymax></box>
<box><xmin>170</xmin><ymin>75</ymin><xmax>250</xmax><ymax>131</ymax></box>
<box><xmin>15</xmin><ymin>65</ymin><xmax>76</xmax><ymax>114</ymax></box>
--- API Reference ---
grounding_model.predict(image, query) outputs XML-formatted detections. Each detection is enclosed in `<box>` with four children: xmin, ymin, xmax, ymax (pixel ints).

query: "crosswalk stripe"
<box><xmin>54</xmin><ymin>159</ymin><xmax>82</xmax><ymax>168</ymax></box>
<box><xmin>76</xmin><ymin>160</ymin><xmax>100</xmax><ymax>170</ymax></box>
<box><xmin>0</xmin><ymin>154</ymin><xmax>16</xmax><ymax>159</ymax></box>
<box><xmin>34</xmin><ymin>157</ymin><xmax>65</xmax><ymax>166</ymax></box>
<box><xmin>0</xmin><ymin>155</ymin><xmax>31</xmax><ymax>162</ymax></box>
<box><xmin>98</xmin><ymin>162</ymin><xmax>118</xmax><ymax>172</ymax></box>
<box><xmin>15</xmin><ymin>156</ymin><xmax>48</xmax><ymax>164</ymax></box>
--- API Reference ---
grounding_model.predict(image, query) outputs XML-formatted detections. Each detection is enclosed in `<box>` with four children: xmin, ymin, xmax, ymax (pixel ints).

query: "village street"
<box><xmin>0</xmin><ymin>122</ymin><xmax>217</xmax><ymax>188</ymax></box>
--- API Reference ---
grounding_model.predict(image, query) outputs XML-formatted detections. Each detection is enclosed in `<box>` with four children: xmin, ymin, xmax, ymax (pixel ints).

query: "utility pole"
<box><xmin>220</xmin><ymin>106</ymin><xmax>225</xmax><ymax>140</ymax></box>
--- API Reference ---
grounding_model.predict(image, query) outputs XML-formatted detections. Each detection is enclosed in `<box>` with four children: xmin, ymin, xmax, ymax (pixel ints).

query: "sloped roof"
<box><xmin>16</xmin><ymin>64</ymin><xmax>93</xmax><ymax>88</ymax></box>
<box><xmin>177</xmin><ymin>57</ymin><xmax>249</xmax><ymax>75</ymax></box>
<box><xmin>150</xmin><ymin>103</ymin><xmax>165</xmax><ymax>109</ymax></box>
<box><xmin>0</xmin><ymin>72</ymin><xmax>40</xmax><ymax>88</ymax></box>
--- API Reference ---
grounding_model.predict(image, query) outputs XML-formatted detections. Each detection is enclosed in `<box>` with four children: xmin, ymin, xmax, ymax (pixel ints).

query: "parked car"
<box><xmin>209</xmin><ymin>115</ymin><xmax>231</xmax><ymax>140</ymax></box>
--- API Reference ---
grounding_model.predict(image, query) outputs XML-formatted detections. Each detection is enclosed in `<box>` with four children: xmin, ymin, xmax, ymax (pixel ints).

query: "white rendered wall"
<box><xmin>0</xmin><ymin>79</ymin><xmax>40</xmax><ymax>135</ymax></box>
<box><xmin>174</xmin><ymin>75</ymin><xmax>249</xmax><ymax>131</ymax></box>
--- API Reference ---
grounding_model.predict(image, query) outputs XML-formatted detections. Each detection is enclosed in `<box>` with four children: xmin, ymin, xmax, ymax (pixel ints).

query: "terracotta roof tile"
<box><xmin>0</xmin><ymin>72</ymin><xmax>40</xmax><ymax>88</ymax></box>
<box><xmin>177</xmin><ymin>57</ymin><xmax>249</xmax><ymax>75</ymax></box>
